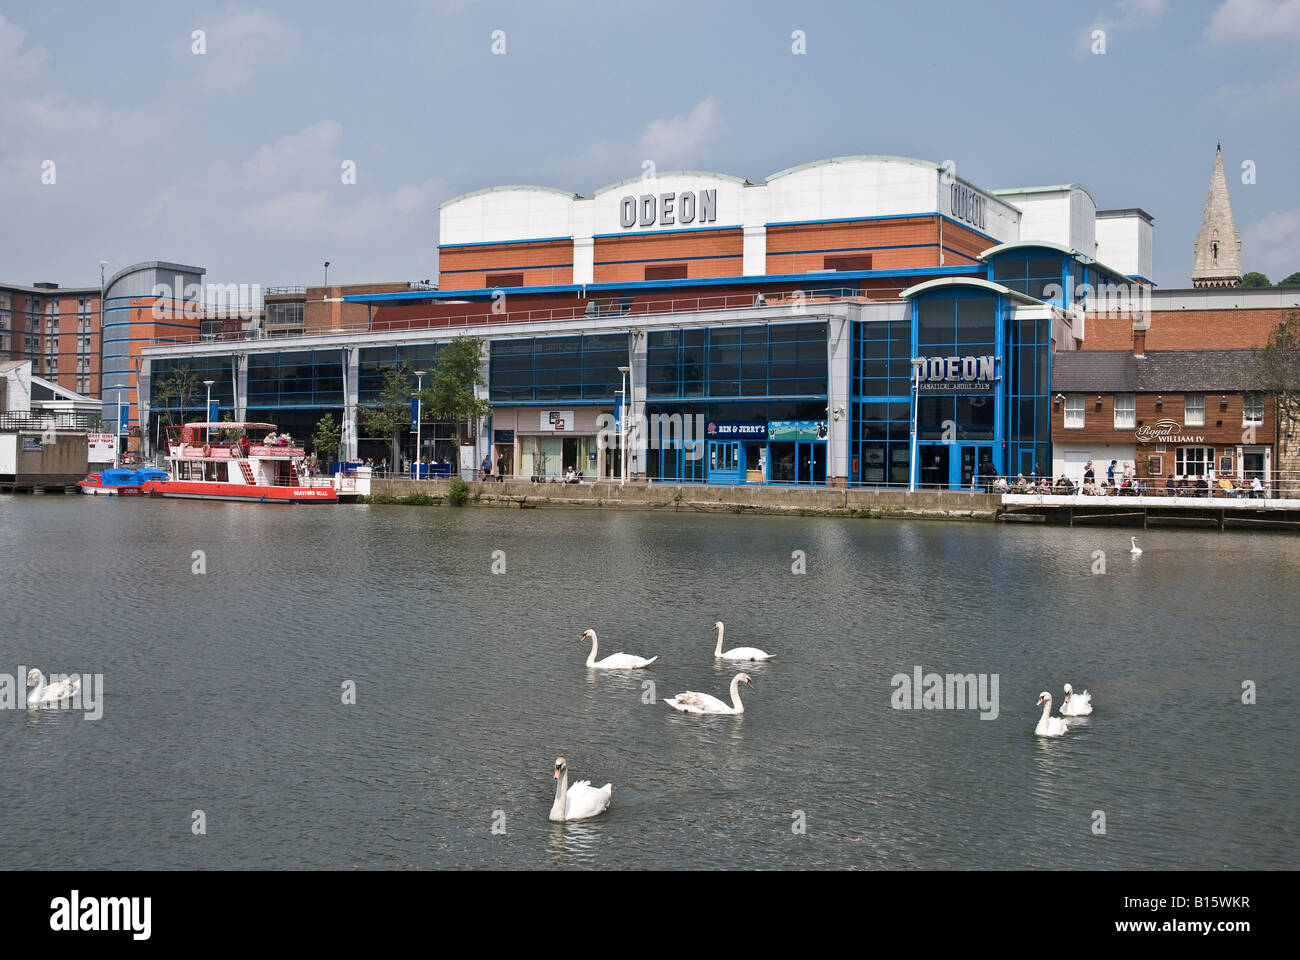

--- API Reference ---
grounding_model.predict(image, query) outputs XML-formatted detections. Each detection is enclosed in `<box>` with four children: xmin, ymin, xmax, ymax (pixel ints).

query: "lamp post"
<box><xmin>617</xmin><ymin>365</ymin><xmax>629</xmax><ymax>486</ymax></box>
<box><xmin>203</xmin><ymin>379</ymin><xmax>215</xmax><ymax>443</ymax></box>
<box><xmin>413</xmin><ymin>369</ymin><xmax>426</xmax><ymax>479</ymax></box>
<box><xmin>323</xmin><ymin>261</ymin><xmax>330</xmax><ymax>288</ymax></box>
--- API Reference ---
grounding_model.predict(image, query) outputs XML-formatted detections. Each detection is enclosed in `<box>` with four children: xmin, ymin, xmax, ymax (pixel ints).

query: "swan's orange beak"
<box><xmin>1035</xmin><ymin>696</ymin><xmax>1044</xmax><ymax>706</ymax></box>
<box><xmin>554</xmin><ymin>769</ymin><xmax>561</xmax><ymax>780</ymax></box>
<box><xmin>746</xmin><ymin>679</ymin><xmax>754</xmax><ymax>689</ymax></box>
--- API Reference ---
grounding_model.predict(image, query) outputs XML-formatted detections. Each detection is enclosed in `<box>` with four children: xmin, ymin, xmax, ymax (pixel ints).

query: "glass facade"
<box><xmin>489</xmin><ymin>333</ymin><xmax>625</xmax><ymax>403</ymax></box>
<box><xmin>646</xmin><ymin>323</ymin><xmax>826</xmax><ymax>399</ymax></box>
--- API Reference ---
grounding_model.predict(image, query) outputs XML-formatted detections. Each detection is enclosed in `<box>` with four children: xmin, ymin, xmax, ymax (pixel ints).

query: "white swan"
<box><xmin>549</xmin><ymin>757</ymin><xmax>612</xmax><ymax>822</ymax></box>
<box><xmin>1060</xmin><ymin>683</ymin><xmax>1093</xmax><ymax>716</ymax></box>
<box><xmin>664</xmin><ymin>673</ymin><xmax>754</xmax><ymax>715</ymax></box>
<box><xmin>1034</xmin><ymin>692</ymin><xmax>1069</xmax><ymax>736</ymax></box>
<box><xmin>580</xmin><ymin>629</ymin><xmax>657</xmax><ymax>669</ymax></box>
<box><xmin>26</xmin><ymin>669</ymin><xmax>79</xmax><ymax>707</ymax></box>
<box><xmin>713</xmin><ymin>621</ymin><xmax>774</xmax><ymax>661</ymax></box>
<box><xmin>1130</xmin><ymin>537</ymin><xmax>1143</xmax><ymax>555</ymax></box>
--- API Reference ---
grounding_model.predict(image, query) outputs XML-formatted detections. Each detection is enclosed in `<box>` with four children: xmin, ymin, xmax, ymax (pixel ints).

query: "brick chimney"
<box><xmin>1132</xmin><ymin>316</ymin><xmax>1149</xmax><ymax>358</ymax></box>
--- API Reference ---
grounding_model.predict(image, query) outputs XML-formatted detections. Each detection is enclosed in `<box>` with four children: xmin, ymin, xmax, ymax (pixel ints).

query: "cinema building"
<box><xmin>140</xmin><ymin>155</ymin><xmax>1156</xmax><ymax>488</ymax></box>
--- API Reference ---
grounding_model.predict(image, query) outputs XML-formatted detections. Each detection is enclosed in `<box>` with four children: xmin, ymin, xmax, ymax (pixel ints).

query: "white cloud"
<box><xmin>1241</xmin><ymin>205</ymin><xmax>1300</xmax><ymax>279</ymax></box>
<box><xmin>1207</xmin><ymin>71</ymin><xmax>1300</xmax><ymax>111</ymax></box>
<box><xmin>1205</xmin><ymin>0</ymin><xmax>1300</xmax><ymax>43</ymax></box>
<box><xmin>240</xmin><ymin>120</ymin><xmax>343</xmax><ymax>186</ymax></box>
<box><xmin>0</xmin><ymin>14</ymin><xmax>45</xmax><ymax>84</ymax></box>
<box><xmin>582</xmin><ymin>96</ymin><xmax>723</xmax><ymax>180</ymax></box>
<box><xmin>1078</xmin><ymin>0</ymin><xmax>1168</xmax><ymax>54</ymax></box>
<box><xmin>191</xmin><ymin>7</ymin><xmax>301</xmax><ymax>93</ymax></box>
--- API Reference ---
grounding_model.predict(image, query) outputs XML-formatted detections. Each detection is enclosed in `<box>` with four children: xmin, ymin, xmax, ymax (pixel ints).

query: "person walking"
<box><xmin>480</xmin><ymin>453</ymin><xmax>491</xmax><ymax>481</ymax></box>
<box><xmin>496</xmin><ymin>453</ymin><xmax>506</xmax><ymax>483</ymax></box>
<box><xmin>1107</xmin><ymin>460</ymin><xmax>1117</xmax><ymax>485</ymax></box>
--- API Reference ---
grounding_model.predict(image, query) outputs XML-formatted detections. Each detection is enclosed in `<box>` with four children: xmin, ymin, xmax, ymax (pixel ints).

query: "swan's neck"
<box><xmin>714</xmin><ymin>625</ymin><xmax>724</xmax><ymax>656</ymax></box>
<box><xmin>27</xmin><ymin>673</ymin><xmax>44</xmax><ymax>704</ymax></box>
<box><xmin>1039</xmin><ymin>700</ymin><xmax>1052</xmax><ymax>724</ymax></box>
<box><xmin>730</xmin><ymin>676</ymin><xmax>745</xmax><ymax>712</ymax></box>
<box><xmin>585</xmin><ymin>634</ymin><xmax>597</xmax><ymax>667</ymax></box>
<box><xmin>550</xmin><ymin>771</ymin><xmax>568</xmax><ymax>820</ymax></box>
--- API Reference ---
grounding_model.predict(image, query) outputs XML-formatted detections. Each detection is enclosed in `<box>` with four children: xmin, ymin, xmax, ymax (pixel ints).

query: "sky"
<box><xmin>2</xmin><ymin>0</ymin><xmax>1299</xmax><ymax>293</ymax></box>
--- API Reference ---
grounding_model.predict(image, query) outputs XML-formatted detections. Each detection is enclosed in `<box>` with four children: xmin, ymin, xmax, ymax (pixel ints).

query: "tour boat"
<box><xmin>141</xmin><ymin>421</ymin><xmax>338</xmax><ymax>504</ymax></box>
<box><xmin>78</xmin><ymin>466</ymin><xmax>169</xmax><ymax>496</ymax></box>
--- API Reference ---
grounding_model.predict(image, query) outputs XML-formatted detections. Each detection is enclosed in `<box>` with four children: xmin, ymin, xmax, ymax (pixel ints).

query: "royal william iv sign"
<box><xmin>912</xmin><ymin>355</ymin><xmax>997</xmax><ymax>393</ymax></box>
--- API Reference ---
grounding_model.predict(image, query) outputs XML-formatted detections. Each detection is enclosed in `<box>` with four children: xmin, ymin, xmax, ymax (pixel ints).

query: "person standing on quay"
<box><xmin>497</xmin><ymin>453</ymin><xmax>506</xmax><ymax>482</ymax></box>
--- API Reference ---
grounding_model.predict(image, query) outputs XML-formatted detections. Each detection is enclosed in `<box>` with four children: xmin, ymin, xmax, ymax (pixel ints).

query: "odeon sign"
<box><xmin>619</xmin><ymin>189</ymin><xmax>718</xmax><ymax>229</ymax></box>
<box><xmin>1135</xmin><ymin>418</ymin><xmax>1205</xmax><ymax>444</ymax></box>
<box><xmin>948</xmin><ymin>183</ymin><xmax>987</xmax><ymax>231</ymax></box>
<box><xmin>912</xmin><ymin>355</ymin><xmax>997</xmax><ymax>393</ymax></box>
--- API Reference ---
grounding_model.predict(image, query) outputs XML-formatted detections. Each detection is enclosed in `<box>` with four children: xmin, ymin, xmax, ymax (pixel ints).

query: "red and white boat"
<box><xmin>142</xmin><ymin>421</ymin><xmax>339</xmax><ymax>504</ymax></box>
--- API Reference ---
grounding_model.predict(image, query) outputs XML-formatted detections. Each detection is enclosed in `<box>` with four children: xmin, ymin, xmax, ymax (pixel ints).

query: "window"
<box><xmin>1184</xmin><ymin>393</ymin><xmax>1204</xmax><ymax>427</ymax></box>
<box><xmin>1064</xmin><ymin>395</ymin><xmax>1084</xmax><ymax>429</ymax></box>
<box><xmin>644</xmin><ymin>264</ymin><xmax>687</xmax><ymax>281</ymax></box>
<box><xmin>1243</xmin><ymin>393</ymin><xmax>1264</xmax><ymax>425</ymax></box>
<box><xmin>824</xmin><ymin>254</ymin><xmax>873</xmax><ymax>271</ymax></box>
<box><xmin>1114</xmin><ymin>394</ymin><xmax>1135</xmax><ymax>429</ymax></box>
<box><xmin>485</xmin><ymin>272</ymin><xmax>524</xmax><ymax>288</ymax></box>
<box><xmin>1175</xmin><ymin>446</ymin><xmax>1214</xmax><ymax>476</ymax></box>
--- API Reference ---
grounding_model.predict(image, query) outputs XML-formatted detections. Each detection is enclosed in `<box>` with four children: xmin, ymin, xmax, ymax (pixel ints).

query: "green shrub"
<box><xmin>401</xmin><ymin>491</ymin><xmax>440</xmax><ymax>506</ymax></box>
<box><xmin>447</xmin><ymin>477</ymin><xmax>470</xmax><ymax>507</ymax></box>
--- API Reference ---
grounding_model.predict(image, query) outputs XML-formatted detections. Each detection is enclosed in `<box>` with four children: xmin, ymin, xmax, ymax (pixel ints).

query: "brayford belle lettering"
<box><xmin>1135</xmin><ymin>418</ymin><xmax>1206</xmax><ymax>444</ymax></box>
<box><xmin>620</xmin><ymin>189</ymin><xmax>717</xmax><ymax>228</ymax></box>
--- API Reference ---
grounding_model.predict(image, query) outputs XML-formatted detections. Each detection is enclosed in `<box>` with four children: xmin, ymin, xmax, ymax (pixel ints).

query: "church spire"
<box><xmin>1192</xmin><ymin>144</ymin><xmax>1242</xmax><ymax>287</ymax></box>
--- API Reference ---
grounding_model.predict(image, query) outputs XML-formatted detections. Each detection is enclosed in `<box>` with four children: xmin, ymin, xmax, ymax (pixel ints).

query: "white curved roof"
<box><xmin>899</xmin><ymin>277</ymin><xmax>1040</xmax><ymax>304</ymax></box>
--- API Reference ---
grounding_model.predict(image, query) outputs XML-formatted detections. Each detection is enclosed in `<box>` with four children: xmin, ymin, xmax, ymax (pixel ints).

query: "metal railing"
<box><xmin>0</xmin><ymin>411</ymin><xmax>99</xmax><ymax>431</ymax></box>
<box><xmin>142</xmin><ymin>288</ymin><xmax>877</xmax><ymax>348</ymax></box>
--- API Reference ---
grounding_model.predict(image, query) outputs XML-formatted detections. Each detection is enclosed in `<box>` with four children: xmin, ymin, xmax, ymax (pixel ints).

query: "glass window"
<box><xmin>1175</xmin><ymin>446</ymin><xmax>1215</xmax><ymax>476</ymax></box>
<box><xmin>1064</xmin><ymin>394</ymin><xmax>1084</xmax><ymax>428</ymax></box>
<box><xmin>1114</xmin><ymin>394</ymin><xmax>1135</xmax><ymax>429</ymax></box>
<box><xmin>1243</xmin><ymin>393</ymin><xmax>1264</xmax><ymax>425</ymax></box>
<box><xmin>1184</xmin><ymin>393</ymin><xmax>1204</xmax><ymax>427</ymax></box>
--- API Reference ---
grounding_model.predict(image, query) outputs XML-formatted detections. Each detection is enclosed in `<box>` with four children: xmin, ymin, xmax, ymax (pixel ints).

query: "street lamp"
<box><xmin>413</xmin><ymin>369</ymin><xmax>426</xmax><ymax>479</ymax></box>
<box><xmin>617</xmin><ymin>365</ymin><xmax>629</xmax><ymax>486</ymax></box>
<box><xmin>203</xmin><ymin>380</ymin><xmax>215</xmax><ymax>442</ymax></box>
<box><xmin>324</xmin><ymin>261</ymin><xmax>331</xmax><ymax>288</ymax></box>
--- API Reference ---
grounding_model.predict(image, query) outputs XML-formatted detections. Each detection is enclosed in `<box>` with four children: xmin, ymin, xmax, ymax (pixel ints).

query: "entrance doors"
<box><xmin>919</xmin><ymin>443</ymin><xmax>998</xmax><ymax>489</ymax></box>
<box><xmin>708</xmin><ymin>441</ymin><xmax>742</xmax><ymax>484</ymax></box>
<box><xmin>920</xmin><ymin>445</ymin><xmax>949</xmax><ymax>488</ymax></box>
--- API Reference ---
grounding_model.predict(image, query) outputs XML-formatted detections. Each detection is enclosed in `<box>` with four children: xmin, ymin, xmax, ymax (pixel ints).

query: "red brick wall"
<box><xmin>438</xmin><ymin>240</ymin><xmax>574</xmax><ymax>290</ymax></box>
<box><xmin>1086</xmin><ymin>308</ymin><xmax>1291</xmax><ymax>350</ymax></box>
<box><xmin>593</xmin><ymin>229</ymin><xmax>742</xmax><ymax>283</ymax></box>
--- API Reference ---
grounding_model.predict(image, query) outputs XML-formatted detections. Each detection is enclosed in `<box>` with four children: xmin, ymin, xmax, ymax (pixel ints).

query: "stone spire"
<box><xmin>1191</xmin><ymin>144</ymin><xmax>1242</xmax><ymax>287</ymax></box>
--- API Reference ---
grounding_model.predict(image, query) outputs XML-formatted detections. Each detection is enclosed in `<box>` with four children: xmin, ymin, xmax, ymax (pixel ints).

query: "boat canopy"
<box><xmin>178</xmin><ymin>422</ymin><xmax>278</xmax><ymax>443</ymax></box>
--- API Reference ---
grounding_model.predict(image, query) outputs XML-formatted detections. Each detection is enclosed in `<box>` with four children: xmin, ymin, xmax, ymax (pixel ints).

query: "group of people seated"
<box><xmin>262</xmin><ymin>431</ymin><xmax>293</xmax><ymax>447</ymax></box>
<box><xmin>990</xmin><ymin>461</ymin><xmax>1270</xmax><ymax>498</ymax></box>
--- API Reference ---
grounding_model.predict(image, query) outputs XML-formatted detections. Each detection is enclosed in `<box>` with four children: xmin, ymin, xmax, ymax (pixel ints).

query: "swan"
<box><xmin>1130</xmin><ymin>537</ymin><xmax>1143</xmax><ymax>555</ymax></box>
<box><xmin>580</xmin><ymin>629</ymin><xmax>657</xmax><ymax>669</ymax></box>
<box><xmin>713</xmin><ymin>621</ymin><xmax>774</xmax><ymax>661</ymax></box>
<box><xmin>549</xmin><ymin>757</ymin><xmax>612</xmax><ymax>822</ymax></box>
<box><xmin>1034</xmin><ymin>692</ymin><xmax>1069</xmax><ymax>736</ymax></box>
<box><xmin>26</xmin><ymin>669</ymin><xmax>79</xmax><ymax>707</ymax></box>
<box><xmin>1060</xmin><ymin>683</ymin><xmax>1093</xmax><ymax>716</ymax></box>
<box><xmin>664</xmin><ymin>673</ymin><xmax>754</xmax><ymax>715</ymax></box>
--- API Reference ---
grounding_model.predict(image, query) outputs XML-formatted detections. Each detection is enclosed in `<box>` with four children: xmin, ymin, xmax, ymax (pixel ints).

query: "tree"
<box><xmin>358</xmin><ymin>363</ymin><xmax>413</xmax><ymax>470</ymax></box>
<box><xmin>418</xmin><ymin>335</ymin><xmax>491</xmax><ymax>442</ymax></box>
<box><xmin>151</xmin><ymin>366</ymin><xmax>200</xmax><ymax>452</ymax></box>
<box><xmin>1241</xmin><ymin>272</ymin><xmax>1271</xmax><ymax>288</ymax></box>
<box><xmin>1255</xmin><ymin>313</ymin><xmax>1300</xmax><ymax>425</ymax></box>
<box><xmin>1279</xmin><ymin>272</ymin><xmax>1300</xmax><ymax>287</ymax></box>
<box><xmin>311</xmin><ymin>413</ymin><xmax>341</xmax><ymax>470</ymax></box>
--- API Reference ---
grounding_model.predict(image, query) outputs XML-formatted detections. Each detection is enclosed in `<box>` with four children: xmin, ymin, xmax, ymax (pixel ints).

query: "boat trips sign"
<box><xmin>912</xmin><ymin>355</ymin><xmax>997</xmax><ymax>393</ymax></box>
<box><xmin>88</xmin><ymin>433</ymin><xmax>116</xmax><ymax>461</ymax></box>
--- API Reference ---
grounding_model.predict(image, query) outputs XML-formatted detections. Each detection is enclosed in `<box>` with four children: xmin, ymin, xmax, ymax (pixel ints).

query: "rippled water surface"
<box><xmin>1</xmin><ymin>494</ymin><xmax>1296</xmax><ymax>869</ymax></box>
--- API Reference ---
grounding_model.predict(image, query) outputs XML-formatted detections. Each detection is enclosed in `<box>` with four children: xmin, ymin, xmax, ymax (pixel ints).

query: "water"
<box><xmin>1</xmin><ymin>494</ymin><xmax>1296</xmax><ymax>869</ymax></box>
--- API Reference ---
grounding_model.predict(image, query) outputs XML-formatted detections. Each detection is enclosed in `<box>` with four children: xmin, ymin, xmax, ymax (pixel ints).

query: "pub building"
<box><xmin>1050</xmin><ymin>347</ymin><xmax>1276</xmax><ymax>489</ymax></box>
<box><xmin>140</xmin><ymin>155</ymin><xmax>1158</xmax><ymax>489</ymax></box>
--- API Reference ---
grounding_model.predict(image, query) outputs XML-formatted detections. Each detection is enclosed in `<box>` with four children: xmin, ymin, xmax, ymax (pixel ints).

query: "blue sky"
<box><xmin>2</xmin><ymin>0</ymin><xmax>1298</xmax><ymax>291</ymax></box>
